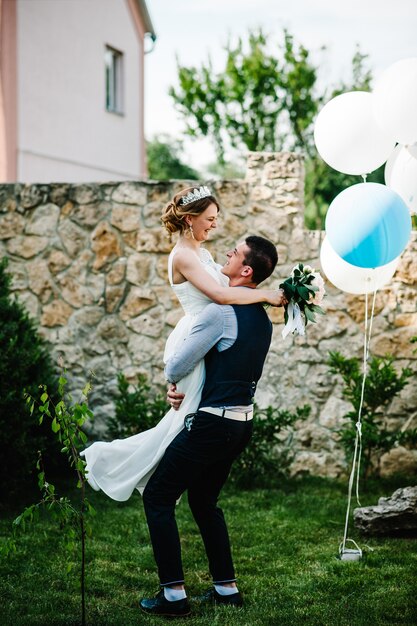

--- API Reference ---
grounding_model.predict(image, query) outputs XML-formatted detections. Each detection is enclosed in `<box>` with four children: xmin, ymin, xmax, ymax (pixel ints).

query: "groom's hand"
<box><xmin>269</xmin><ymin>288</ymin><xmax>288</xmax><ymax>307</ymax></box>
<box><xmin>167</xmin><ymin>383</ymin><xmax>185</xmax><ymax>411</ymax></box>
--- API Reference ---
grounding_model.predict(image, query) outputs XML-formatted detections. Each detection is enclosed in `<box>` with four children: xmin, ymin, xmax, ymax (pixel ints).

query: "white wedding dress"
<box><xmin>81</xmin><ymin>246</ymin><xmax>228</xmax><ymax>501</ymax></box>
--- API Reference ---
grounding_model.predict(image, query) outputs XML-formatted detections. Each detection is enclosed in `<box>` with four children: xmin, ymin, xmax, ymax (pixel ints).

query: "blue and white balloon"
<box><xmin>320</xmin><ymin>236</ymin><xmax>399</xmax><ymax>295</ymax></box>
<box><xmin>325</xmin><ymin>182</ymin><xmax>411</xmax><ymax>268</ymax></box>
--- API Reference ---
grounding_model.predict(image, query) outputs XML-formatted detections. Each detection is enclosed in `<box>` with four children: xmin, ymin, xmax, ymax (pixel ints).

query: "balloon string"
<box><xmin>341</xmin><ymin>290</ymin><xmax>376</xmax><ymax>555</ymax></box>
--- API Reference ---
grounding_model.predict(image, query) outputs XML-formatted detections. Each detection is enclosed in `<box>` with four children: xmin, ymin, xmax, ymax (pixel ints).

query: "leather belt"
<box><xmin>199</xmin><ymin>407</ymin><xmax>253</xmax><ymax>421</ymax></box>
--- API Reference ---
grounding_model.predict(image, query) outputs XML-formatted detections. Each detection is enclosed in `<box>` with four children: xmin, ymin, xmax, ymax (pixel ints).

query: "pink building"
<box><xmin>0</xmin><ymin>0</ymin><xmax>155</xmax><ymax>182</ymax></box>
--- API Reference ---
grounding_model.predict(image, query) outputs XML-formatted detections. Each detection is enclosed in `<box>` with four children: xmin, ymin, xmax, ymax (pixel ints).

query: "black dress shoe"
<box><xmin>193</xmin><ymin>587</ymin><xmax>243</xmax><ymax>607</ymax></box>
<box><xmin>140</xmin><ymin>589</ymin><xmax>191</xmax><ymax>618</ymax></box>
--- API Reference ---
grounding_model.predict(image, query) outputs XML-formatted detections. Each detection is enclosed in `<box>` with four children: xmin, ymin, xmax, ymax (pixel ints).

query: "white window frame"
<box><xmin>105</xmin><ymin>46</ymin><xmax>124</xmax><ymax>114</ymax></box>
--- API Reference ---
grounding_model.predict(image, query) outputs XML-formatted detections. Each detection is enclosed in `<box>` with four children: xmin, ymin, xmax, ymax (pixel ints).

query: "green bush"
<box><xmin>0</xmin><ymin>257</ymin><xmax>60</xmax><ymax>503</ymax></box>
<box><xmin>230</xmin><ymin>404</ymin><xmax>311</xmax><ymax>488</ymax></box>
<box><xmin>328</xmin><ymin>350</ymin><xmax>417</xmax><ymax>478</ymax></box>
<box><xmin>106</xmin><ymin>373</ymin><xmax>167</xmax><ymax>439</ymax></box>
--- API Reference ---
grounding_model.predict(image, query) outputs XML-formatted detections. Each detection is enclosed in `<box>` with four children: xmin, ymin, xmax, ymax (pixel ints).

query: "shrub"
<box><xmin>6</xmin><ymin>373</ymin><xmax>95</xmax><ymax>626</ymax></box>
<box><xmin>106</xmin><ymin>372</ymin><xmax>167</xmax><ymax>439</ymax></box>
<box><xmin>328</xmin><ymin>351</ymin><xmax>417</xmax><ymax>478</ymax></box>
<box><xmin>230</xmin><ymin>404</ymin><xmax>311</xmax><ymax>488</ymax></box>
<box><xmin>0</xmin><ymin>257</ymin><xmax>60</xmax><ymax>503</ymax></box>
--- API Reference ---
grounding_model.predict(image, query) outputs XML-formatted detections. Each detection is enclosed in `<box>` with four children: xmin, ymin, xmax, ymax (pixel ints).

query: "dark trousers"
<box><xmin>142</xmin><ymin>410</ymin><xmax>253</xmax><ymax>586</ymax></box>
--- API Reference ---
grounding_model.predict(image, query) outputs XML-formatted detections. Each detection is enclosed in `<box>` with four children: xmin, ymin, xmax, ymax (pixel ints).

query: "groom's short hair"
<box><xmin>244</xmin><ymin>236</ymin><xmax>278</xmax><ymax>284</ymax></box>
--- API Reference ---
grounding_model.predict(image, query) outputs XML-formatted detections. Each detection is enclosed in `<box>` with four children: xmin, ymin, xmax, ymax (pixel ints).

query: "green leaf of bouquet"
<box><xmin>304</xmin><ymin>306</ymin><xmax>317</xmax><ymax>323</ymax></box>
<box><xmin>310</xmin><ymin>304</ymin><xmax>324</xmax><ymax>313</ymax></box>
<box><xmin>281</xmin><ymin>282</ymin><xmax>295</xmax><ymax>299</ymax></box>
<box><xmin>298</xmin><ymin>286</ymin><xmax>311</xmax><ymax>300</ymax></box>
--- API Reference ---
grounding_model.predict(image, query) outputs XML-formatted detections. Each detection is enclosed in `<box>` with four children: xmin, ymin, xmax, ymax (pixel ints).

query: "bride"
<box><xmin>81</xmin><ymin>185</ymin><xmax>284</xmax><ymax>501</ymax></box>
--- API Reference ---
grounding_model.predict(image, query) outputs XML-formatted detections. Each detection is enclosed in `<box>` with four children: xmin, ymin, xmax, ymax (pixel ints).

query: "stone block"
<box><xmin>70</xmin><ymin>203</ymin><xmax>105</xmax><ymax>227</ymax></box>
<box><xmin>379</xmin><ymin>447</ymin><xmax>417</xmax><ymax>478</ymax></box>
<box><xmin>41</xmin><ymin>299</ymin><xmax>73</xmax><ymax>327</ymax></box>
<box><xmin>105</xmin><ymin>284</ymin><xmax>125</xmax><ymax>313</ymax></box>
<box><xmin>396</xmin><ymin>250</ymin><xmax>417</xmax><ymax>285</ymax></box>
<box><xmin>372</xmin><ymin>328</ymin><xmax>417</xmax><ymax>358</ymax></box>
<box><xmin>126</xmin><ymin>253</ymin><xmax>152</xmax><ymax>285</ymax></box>
<box><xmin>14</xmin><ymin>290</ymin><xmax>40</xmax><ymax>319</ymax></box>
<box><xmin>91</xmin><ymin>221</ymin><xmax>122</xmax><ymax>270</ymax></box>
<box><xmin>354</xmin><ymin>486</ymin><xmax>417</xmax><ymax>535</ymax></box>
<box><xmin>119</xmin><ymin>287</ymin><xmax>156</xmax><ymax>320</ymax></box>
<box><xmin>58</xmin><ymin>219</ymin><xmax>88</xmax><ymax>257</ymax></box>
<box><xmin>127</xmin><ymin>334</ymin><xmax>161</xmax><ymax>364</ymax></box>
<box><xmin>319</xmin><ymin>395</ymin><xmax>351</xmax><ymax>429</ymax></box>
<box><xmin>126</xmin><ymin>306</ymin><xmax>165</xmax><ymax>338</ymax></box>
<box><xmin>143</xmin><ymin>201</ymin><xmax>165</xmax><ymax>228</ymax></box>
<box><xmin>214</xmin><ymin>180</ymin><xmax>249</xmax><ymax>211</ymax></box>
<box><xmin>136</xmin><ymin>229</ymin><xmax>171</xmax><ymax>253</ymax></box>
<box><xmin>147</xmin><ymin>184</ymin><xmax>170</xmax><ymax>203</ymax></box>
<box><xmin>27</xmin><ymin>260</ymin><xmax>56</xmax><ymax>302</ymax></box>
<box><xmin>6</xmin><ymin>235</ymin><xmax>49</xmax><ymax>258</ymax></box>
<box><xmin>97</xmin><ymin>315</ymin><xmax>129</xmax><ymax>342</ymax></box>
<box><xmin>6</xmin><ymin>260</ymin><xmax>28</xmax><ymax>290</ymax></box>
<box><xmin>48</xmin><ymin>249</ymin><xmax>71</xmax><ymax>274</ymax></box>
<box><xmin>55</xmin><ymin>343</ymin><xmax>85</xmax><ymax>371</ymax></box>
<box><xmin>65</xmin><ymin>250</ymin><xmax>94</xmax><ymax>282</ymax></box>
<box><xmin>70</xmin><ymin>306</ymin><xmax>104</xmax><ymax>327</ymax></box>
<box><xmin>106</xmin><ymin>258</ymin><xmax>127</xmax><ymax>285</ymax></box>
<box><xmin>70</xmin><ymin>184</ymin><xmax>100</xmax><ymax>205</ymax></box>
<box><xmin>49</xmin><ymin>184</ymin><xmax>70</xmax><ymax>207</ymax></box>
<box><xmin>25</xmin><ymin>203</ymin><xmax>60</xmax><ymax>236</ymax></box>
<box><xmin>19</xmin><ymin>185</ymin><xmax>45</xmax><ymax>209</ymax></box>
<box><xmin>57</xmin><ymin>275</ymin><xmax>94</xmax><ymax>308</ymax></box>
<box><xmin>0</xmin><ymin>212</ymin><xmax>25</xmax><ymax>239</ymax></box>
<box><xmin>290</xmin><ymin>450</ymin><xmax>346</xmax><ymax>479</ymax></box>
<box><xmin>112</xmin><ymin>182</ymin><xmax>147</xmax><ymax>205</ymax></box>
<box><xmin>111</xmin><ymin>205</ymin><xmax>141</xmax><ymax>232</ymax></box>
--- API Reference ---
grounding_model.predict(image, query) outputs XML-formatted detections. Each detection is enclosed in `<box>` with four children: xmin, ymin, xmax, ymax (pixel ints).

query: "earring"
<box><xmin>188</xmin><ymin>223</ymin><xmax>195</xmax><ymax>240</ymax></box>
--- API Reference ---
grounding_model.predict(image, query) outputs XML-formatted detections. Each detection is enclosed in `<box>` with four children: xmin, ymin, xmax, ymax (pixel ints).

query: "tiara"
<box><xmin>179</xmin><ymin>186</ymin><xmax>212</xmax><ymax>206</ymax></box>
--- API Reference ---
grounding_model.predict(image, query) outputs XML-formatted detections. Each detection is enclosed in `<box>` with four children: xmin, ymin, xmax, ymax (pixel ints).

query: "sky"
<box><xmin>144</xmin><ymin>0</ymin><xmax>417</xmax><ymax>172</ymax></box>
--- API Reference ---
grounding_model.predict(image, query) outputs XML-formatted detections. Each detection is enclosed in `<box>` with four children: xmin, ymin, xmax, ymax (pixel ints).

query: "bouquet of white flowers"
<box><xmin>280</xmin><ymin>263</ymin><xmax>326</xmax><ymax>339</ymax></box>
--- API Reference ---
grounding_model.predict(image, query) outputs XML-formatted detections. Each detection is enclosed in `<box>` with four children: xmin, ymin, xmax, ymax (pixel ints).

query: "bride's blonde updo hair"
<box><xmin>161</xmin><ymin>186</ymin><xmax>220</xmax><ymax>237</ymax></box>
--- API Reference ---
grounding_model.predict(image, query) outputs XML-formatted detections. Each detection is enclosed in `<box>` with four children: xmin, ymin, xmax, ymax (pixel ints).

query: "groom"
<box><xmin>140</xmin><ymin>235</ymin><xmax>286</xmax><ymax>617</ymax></box>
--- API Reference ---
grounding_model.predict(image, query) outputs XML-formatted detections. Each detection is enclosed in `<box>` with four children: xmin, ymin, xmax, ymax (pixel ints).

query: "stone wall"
<box><xmin>1</xmin><ymin>152</ymin><xmax>416</xmax><ymax>478</ymax></box>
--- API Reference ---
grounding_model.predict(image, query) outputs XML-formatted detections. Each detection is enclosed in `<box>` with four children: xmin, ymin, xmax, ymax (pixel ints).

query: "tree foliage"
<box><xmin>106</xmin><ymin>372</ymin><xmax>167</xmax><ymax>439</ymax></box>
<box><xmin>6</xmin><ymin>373</ymin><xmax>96</xmax><ymax>626</ymax></box>
<box><xmin>147</xmin><ymin>135</ymin><xmax>200</xmax><ymax>180</ymax></box>
<box><xmin>230</xmin><ymin>403</ymin><xmax>311</xmax><ymax>488</ymax></box>
<box><xmin>169</xmin><ymin>30</ymin><xmax>382</xmax><ymax>228</ymax></box>
<box><xmin>0</xmin><ymin>257</ymin><xmax>61</xmax><ymax>502</ymax></box>
<box><xmin>328</xmin><ymin>351</ymin><xmax>416</xmax><ymax>478</ymax></box>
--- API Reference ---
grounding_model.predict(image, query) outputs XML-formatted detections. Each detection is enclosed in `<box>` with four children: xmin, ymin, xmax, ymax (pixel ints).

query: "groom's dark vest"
<box><xmin>199</xmin><ymin>303</ymin><xmax>273</xmax><ymax>408</ymax></box>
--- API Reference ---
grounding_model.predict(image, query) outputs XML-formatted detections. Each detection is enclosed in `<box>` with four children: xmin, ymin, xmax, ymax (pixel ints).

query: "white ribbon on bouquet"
<box><xmin>281</xmin><ymin>302</ymin><xmax>305</xmax><ymax>339</ymax></box>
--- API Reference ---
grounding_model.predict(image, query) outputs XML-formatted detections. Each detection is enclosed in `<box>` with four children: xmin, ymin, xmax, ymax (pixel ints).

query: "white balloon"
<box><xmin>373</xmin><ymin>58</ymin><xmax>417</xmax><ymax>146</ymax></box>
<box><xmin>385</xmin><ymin>143</ymin><xmax>417</xmax><ymax>214</ymax></box>
<box><xmin>320</xmin><ymin>237</ymin><xmax>399</xmax><ymax>295</ymax></box>
<box><xmin>314</xmin><ymin>91</ymin><xmax>396</xmax><ymax>175</ymax></box>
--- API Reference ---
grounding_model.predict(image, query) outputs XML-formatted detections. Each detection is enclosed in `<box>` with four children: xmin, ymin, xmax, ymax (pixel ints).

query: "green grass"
<box><xmin>1</xmin><ymin>477</ymin><xmax>416</xmax><ymax>625</ymax></box>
